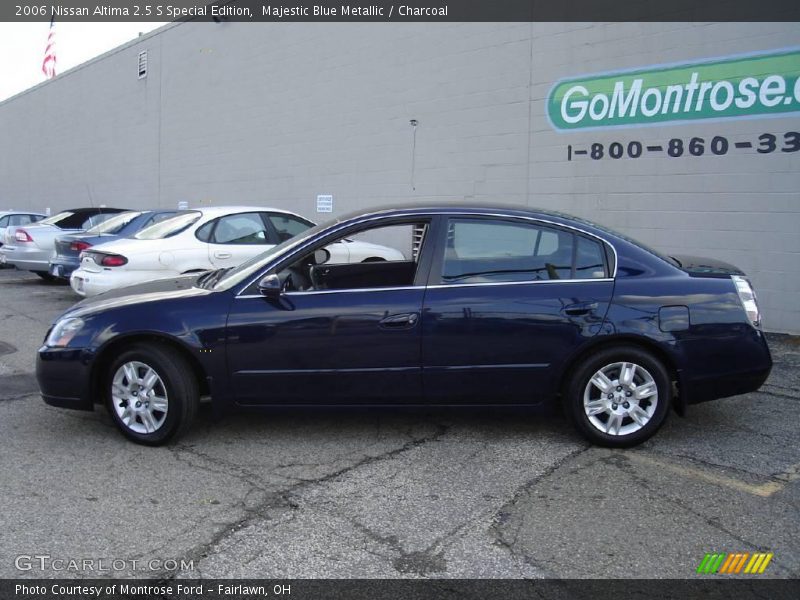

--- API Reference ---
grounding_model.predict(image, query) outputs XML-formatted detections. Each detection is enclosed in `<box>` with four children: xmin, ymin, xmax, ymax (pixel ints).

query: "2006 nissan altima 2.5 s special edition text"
<box><xmin>36</xmin><ymin>205</ymin><xmax>772</xmax><ymax>447</ymax></box>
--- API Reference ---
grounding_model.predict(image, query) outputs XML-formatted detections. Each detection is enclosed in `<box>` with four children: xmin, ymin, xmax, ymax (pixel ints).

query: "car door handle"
<box><xmin>564</xmin><ymin>301</ymin><xmax>598</xmax><ymax>316</ymax></box>
<box><xmin>214</xmin><ymin>251</ymin><xmax>232</xmax><ymax>259</ymax></box>
<box><xmin>379</xmin><ymin>313</ymin><xmax>419</xmax><ymax>329</ymax></box>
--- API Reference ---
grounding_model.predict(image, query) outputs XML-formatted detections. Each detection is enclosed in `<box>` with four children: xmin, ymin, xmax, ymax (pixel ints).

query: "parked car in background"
<box><xmin>0</xmin><ymin>211</ymin><xmax>46</xmax><ymax>249</ymax></box>
<box><xmin>69</xmin><ymin>206</ymin><xmax>403</xmax><ymax>296</ymax></box>
<box><xmin>38</xmin><ymin>204</ymin><xmax>771</xmax><ymax>447</ymax></box>
<box><xmin>0</xmin><ymin>207</ymin><xmax>126</xmax><ymax>280</ymax></box>
<box><xmin>49</xmin><ymin>210</ymin><xmax>177</xmax><ymax>280</ymax></box>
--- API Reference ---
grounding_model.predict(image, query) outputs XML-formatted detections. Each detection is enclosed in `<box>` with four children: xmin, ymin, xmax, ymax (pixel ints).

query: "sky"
<box><xmin>0</xmin><ymin>22</ymin><xmax>168</xmax><ymax>103</ymax></box>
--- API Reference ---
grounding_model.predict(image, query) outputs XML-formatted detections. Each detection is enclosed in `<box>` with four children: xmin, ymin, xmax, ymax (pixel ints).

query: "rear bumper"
<box><xmin>677</xmin><ymin>328</ymin><xmax>772</xmax><ymax>405</ymax></box>
<box><xmin>36</xmin><ymin>346</ymin><xmax>95</xmax><ymax>411</ymax></box>
<box><xmin>0</xmin><ymin>245</ymin><xmax>51</xmax><ymax>271</ymax></box>
<box><xmin>49</xmin><ymin>256</ymin><xmax>80</xmax><ymax>279</ymax></box>
<box><xmin>71</xmin><ymin>268</ymin><xmax>178</xmax><ymax>297</ymax></box>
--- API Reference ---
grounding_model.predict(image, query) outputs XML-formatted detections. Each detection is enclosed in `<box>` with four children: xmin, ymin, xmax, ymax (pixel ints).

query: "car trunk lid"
<box><xmin>671</xmin><ymin>254</ymin><xmax>745</xmax><ymax>278</ymax></box>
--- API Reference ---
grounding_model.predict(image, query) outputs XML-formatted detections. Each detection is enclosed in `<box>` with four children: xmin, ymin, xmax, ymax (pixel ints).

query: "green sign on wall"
<box><xmin>548</xmin><ymin>49</ymin><xmax>800</xmax><ymax>130</ymax></box>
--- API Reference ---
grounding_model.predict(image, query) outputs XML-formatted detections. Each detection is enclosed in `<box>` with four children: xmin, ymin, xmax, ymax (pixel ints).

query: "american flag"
<box><xmin>42</xmin><ymin>17</ymin><xmax>56</xmax><ymax>79</ymax></box>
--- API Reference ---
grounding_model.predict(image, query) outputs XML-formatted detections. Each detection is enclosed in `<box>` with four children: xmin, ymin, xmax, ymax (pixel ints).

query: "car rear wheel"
<box><xmin>566</xmin><ymin>346</ymin><xmax>671</xmax><ymax>447</ymax></box>
<box><xmin>106</xmin><ymin>344</ymin><xmax>198</xmax><ymax>445</ymax></box>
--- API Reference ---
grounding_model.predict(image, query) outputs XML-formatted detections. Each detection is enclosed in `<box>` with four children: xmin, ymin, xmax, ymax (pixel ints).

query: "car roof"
<box><xmin>189</xmin><ymin>205</ymin><xmax>301</xmax><ymax>217</ymax></box>
<box><xmin>0</xmin><ymin>210</ymin><xmax>46</xmax><ymax>216</ymax></box>
<box><xmin>335</xmin><ymin>202</ymin><xmax>604</xmax><ymax>231</ymax></box>
<box><xmin>59</xmin><ymin>207</ymin><xmax>127</xmax><ymax>214</ymax></box>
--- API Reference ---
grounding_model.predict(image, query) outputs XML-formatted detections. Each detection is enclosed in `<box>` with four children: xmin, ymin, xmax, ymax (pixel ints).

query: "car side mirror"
<box><xmin>313</xmin><ymin>248</ymin><xmax>330</xmax><ymax>265</ymax></box>
<box><xmin>257</xmin><ymin>273</ymin><xmax>282</xmax><ymax>300</ymax></box>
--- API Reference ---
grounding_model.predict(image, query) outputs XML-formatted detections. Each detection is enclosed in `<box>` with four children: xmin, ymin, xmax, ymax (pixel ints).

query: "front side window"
<box><xmin>277</xmin><ymin>221</ymin><xmax>428</xmax><ymax>292</ymax></box>
<box><xmin>440</xmin><ymin>218</ymin><xmax>606</xmax><ymax>284</ymax></box>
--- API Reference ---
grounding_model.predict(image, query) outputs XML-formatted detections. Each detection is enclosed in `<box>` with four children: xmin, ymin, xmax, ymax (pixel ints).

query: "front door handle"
<box><xmin>564</xmin><ymin>301</ymin><xmax>598</xmax><ymax>316</ymax></box>
<box><xmin>379</xmin><ymin>312</ymin><xmax>419</xmax><ymax>329</ymax></box>
<box><xmin>214</xmin><ymin>251</ymin><xmax>232</xmax><ymax>259</ymax></box>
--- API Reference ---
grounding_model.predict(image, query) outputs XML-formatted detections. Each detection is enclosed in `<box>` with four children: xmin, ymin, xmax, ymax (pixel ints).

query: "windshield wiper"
<box><xmin>201</xmin><ymin>267</ymin><xmax>233</xmax><ymax>289</ymax></box>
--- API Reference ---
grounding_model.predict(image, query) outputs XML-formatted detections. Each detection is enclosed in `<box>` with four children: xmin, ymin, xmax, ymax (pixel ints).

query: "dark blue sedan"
<box><xmin>36</xmin><ymin>205</ymin><xmax>771</xmax><ymax>447</ymax></box>
<box><xmin>48</xmin><ymin>210</ymin><xmax>178</xmax><ymax>280</ymax></box>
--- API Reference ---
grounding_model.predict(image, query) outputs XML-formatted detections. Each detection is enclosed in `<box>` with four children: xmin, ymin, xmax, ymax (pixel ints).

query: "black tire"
<box><xmin>565</xmin><ymin>345</ymin><xmax>671</xmax><ymax>448</ymax></box>
<box><xmin>34</xmin><ymin>271</ymin><xmax>58</xmax><ymax>282</ymax></box>
<box><xmin>105</xmin><ymin>343</ymin><xmax>199</xmax><ymax>446</ymax></box>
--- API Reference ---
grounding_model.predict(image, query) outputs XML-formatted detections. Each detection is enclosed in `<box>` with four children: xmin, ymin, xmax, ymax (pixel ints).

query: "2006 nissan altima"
<box><xmin>36</xmin><ymin>205</ymin><xmax>771</xmax><ymax>447</ymax></box>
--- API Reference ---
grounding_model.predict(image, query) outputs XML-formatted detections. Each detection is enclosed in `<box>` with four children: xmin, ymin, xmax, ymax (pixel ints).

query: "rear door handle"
<box><xmin>379</xmin><ymin>313</ymin><xmax>419</xmax><ymax>329</ymax></box>
<box><xmin>564</xmin><ymin>301</ymin><xmax>598</xmax><ymax>316</ymax></box>
<box><xmin>214</xmin><ymin>251</ymin><xmax>232</xmax><ymax>259</ymax></box>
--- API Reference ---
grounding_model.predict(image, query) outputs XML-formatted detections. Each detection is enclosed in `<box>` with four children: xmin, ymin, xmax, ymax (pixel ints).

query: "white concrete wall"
<box><xmin>1</xmin><ymin>22</ymin><xmax>798</xmax><ymax>331</ymax></box>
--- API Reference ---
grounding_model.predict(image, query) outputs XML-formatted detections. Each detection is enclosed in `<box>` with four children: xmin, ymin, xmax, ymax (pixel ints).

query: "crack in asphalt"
<box><xmin>488</xmin><ymin>444</ymin><xmax>591</xmax><ymax>577</ymax></box>
<box><xmin>143</xmin><ymin>421</ymin><xmax>452</xmax><ymax>580</ymax></box>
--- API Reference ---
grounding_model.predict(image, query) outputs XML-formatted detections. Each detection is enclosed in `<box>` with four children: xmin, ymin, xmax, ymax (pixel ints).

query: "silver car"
<box><xmin>0</xmin><ymin>211</ymin><xmax>46</xmax><ymax>250</ymax></box>
<box><xmin>0</xmin><ymin>207</ymin><xmax>126</xmax><ymax>280</ymax></box>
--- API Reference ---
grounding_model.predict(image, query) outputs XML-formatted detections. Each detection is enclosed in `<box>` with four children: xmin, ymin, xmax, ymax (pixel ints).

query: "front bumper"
<box><xmin>36</xmin><ymin>346</ymin><xmax>95</xmax><ymax>411</ymax></box>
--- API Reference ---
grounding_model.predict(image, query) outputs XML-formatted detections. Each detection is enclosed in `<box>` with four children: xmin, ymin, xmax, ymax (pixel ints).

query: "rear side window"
<box><xmin>268</xmin><ymin>213</ymin><xmax>313</xmax><ymax>242</ymax></box>
<box><xmin>9</xmin><ymin>214</ymin><xmax>40</xmax><ymax>226</ymax></box>
<box><xmin>201</xmin><ymin>213</ymin><xmax>271</xmax><ymax>245</ymax></box>
<box><xmin>440</xmin><ymin>218</ymin><xmax>607</xmax><ymax>283</ymax></box>
<box><xmin>135</xmin><ymin>211</ymin><xmax>201</xmax><ymax>240</ymax></box>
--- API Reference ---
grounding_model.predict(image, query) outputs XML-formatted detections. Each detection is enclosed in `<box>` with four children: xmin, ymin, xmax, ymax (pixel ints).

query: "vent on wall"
<box><xmin>138</xmin><ymin>50</ymin><xmax>148</xmax><ymax>79</ymax></box>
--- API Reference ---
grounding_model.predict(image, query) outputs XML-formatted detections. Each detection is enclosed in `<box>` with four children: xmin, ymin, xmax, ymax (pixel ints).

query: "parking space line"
<box><xmin>627</xmin><ymin>453</ymin><xmax>800</xmax><ymax>498</ymax></box>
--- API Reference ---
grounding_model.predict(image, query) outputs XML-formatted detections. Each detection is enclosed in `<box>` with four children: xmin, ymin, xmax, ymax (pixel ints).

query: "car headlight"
<box><xmin>731</xmin><ymin>275</ymin><xmax>761</xmax><ymax>329</ymax></box>
<box><xmin>46</xmin><ymin>317</ymin><xmax>85</xmax><ymax>347</ymax></box>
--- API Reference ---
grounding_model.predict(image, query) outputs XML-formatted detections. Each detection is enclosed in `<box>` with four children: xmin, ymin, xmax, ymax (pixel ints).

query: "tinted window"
<box><xmin>195</xmin><ymin>221</ymin><xmax>214</xmax><ymax>242</ymax></box>
<box><xmin>211</xmin><ymin>213</ymin><xmax>270</xmax><ymax>245</ymax></box>
<box><xmin>268</xmin><ymin>213</ymin><xmax>314</xmax><ymax>242</ymax></box>
<box><xmin>575</xmin><ymin>236</ymin><xmax>607</xmax><ymax>279</ymax></box>
<box><xmin>441</xmin><ymin>218</ymin><xmax>576</xmax><ymax>283</ymax></box>
<box><xmin>0</xmin><ymin>216</ymin><xmax>8</xmax><ymax>227</ymax></box>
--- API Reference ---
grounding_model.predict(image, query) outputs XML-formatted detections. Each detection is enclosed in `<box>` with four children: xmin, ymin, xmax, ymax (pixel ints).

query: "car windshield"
<box><xmin>134</xmin><ymin>211</ymin><xmax>201</xmax><ymax>240</ymax></box>
<box><xmin>210</xmin><ymin>220</ymin><xmax>332</xmax><ymax>291</ymax></box>
<box><xmin>85</xmin><ymin>211</ymin><xmax>142</xmax><ymax>235</ymax></box>
<box><xmin>37</xmin><ymin>211</ymin><xmax>74</xmax><ymax>226</ymax></box>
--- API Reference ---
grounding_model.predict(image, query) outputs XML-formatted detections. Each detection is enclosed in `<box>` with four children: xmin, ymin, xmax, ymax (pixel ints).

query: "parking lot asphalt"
<box><xmin>0</xmin><ymin>267</ymin><xmax>798</xmax><ymax>580</ymax></box>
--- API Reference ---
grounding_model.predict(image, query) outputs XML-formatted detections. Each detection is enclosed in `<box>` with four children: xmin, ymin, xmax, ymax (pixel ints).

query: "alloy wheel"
<box><xmin>111</xmin><ymin>361</ymin><xmax>169</xmax><ymax>434</ymax></box>
<box><xmin>583</xmin><ymin>361</ymin><xmax>658</xmax><ymax>436</ymax></box>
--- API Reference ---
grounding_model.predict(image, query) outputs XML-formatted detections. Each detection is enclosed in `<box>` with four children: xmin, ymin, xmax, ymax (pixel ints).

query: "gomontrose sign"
<box><xmin>548</xmin><ymin>49</ymin><xmax>800</xmax><ymax>130</ymax></box>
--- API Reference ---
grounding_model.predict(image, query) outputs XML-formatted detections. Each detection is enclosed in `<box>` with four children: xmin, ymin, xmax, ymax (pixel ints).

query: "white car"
<box><xmin>70</xmin><ymin>206</ymin><xmax>404</xmax><ymax>297</ymax></box>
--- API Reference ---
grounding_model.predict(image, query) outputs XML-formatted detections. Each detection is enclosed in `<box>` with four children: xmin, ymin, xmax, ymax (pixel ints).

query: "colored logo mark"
<box><xmin>697</xmin><ymin>552</ymin><xmax>773</xmax><ymax>574</ymax></box>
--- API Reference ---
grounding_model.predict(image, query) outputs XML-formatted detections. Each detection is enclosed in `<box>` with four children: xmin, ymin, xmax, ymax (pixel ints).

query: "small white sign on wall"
<box><xmin>316</xmin><ymin>194</ymin><xmax>333</xmax><ymax>213</ymax></box>
<box><xmin>177</xmin><ymin>201</ymin><xmax>189</xmax><ymax>210</ymax></box>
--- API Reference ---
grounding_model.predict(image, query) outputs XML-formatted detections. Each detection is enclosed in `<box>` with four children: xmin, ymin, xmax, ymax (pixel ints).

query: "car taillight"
<box><xmin>732</xmin><ymin>275</ymin><xmax>761</xmax><ymax>328</ymax></box>
<box><xmin>15</xmin><ymin>229</ymin><xmax>32</xmax><ymax>243</ymax></box>
<box><xmin>70</xmin><ymin>241</ymin><xmax>92</xmax><ymax>252</ymax></box>
<box><xmin>101</xmin><ymin>254</ymin><xmax>128</xmax><ymax>267</ymax></box>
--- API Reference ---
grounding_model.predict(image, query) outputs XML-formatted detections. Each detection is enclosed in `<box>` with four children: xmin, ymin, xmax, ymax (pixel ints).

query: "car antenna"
<box><xmin>85</xmin><ymin>184</ymin><xmax>95</xmax><ymax>208</ymax></box>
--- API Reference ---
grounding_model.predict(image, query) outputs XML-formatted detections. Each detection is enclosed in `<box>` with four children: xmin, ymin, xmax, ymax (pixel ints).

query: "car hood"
<box><xmin>65</xmin><ymin>275</ymin><xmax>211</xmax><ymax>319</ymax></box>
<box><xmin>671</xmin><ymin>255</ymin><xmax>745</xmax><ymax>278</ymax></box>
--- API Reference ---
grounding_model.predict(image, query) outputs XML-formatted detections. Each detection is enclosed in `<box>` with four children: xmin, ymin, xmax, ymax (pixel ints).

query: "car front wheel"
<box><xmin>566</xmin><ymin>346</ymin><xmax>671</xmax><ymax>447</ymax></box>
<box><xmin>106</xmin><ymin>344</ymin><xmax>198</xmax><ymax>445</ymax></box>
